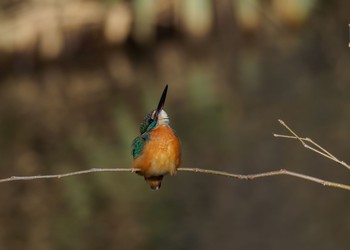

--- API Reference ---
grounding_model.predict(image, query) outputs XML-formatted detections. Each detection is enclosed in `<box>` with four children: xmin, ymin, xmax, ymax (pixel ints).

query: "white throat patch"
<box><xmin>157</xmin><ymin>110</ymin><xmax>169</xmax><ymax>126</ymax></box>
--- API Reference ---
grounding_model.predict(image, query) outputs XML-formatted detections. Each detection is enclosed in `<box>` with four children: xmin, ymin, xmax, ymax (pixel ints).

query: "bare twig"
<box><xmin>0</xmin><ymin>168</ymin><xmax>136</xmax><ymax>183</ymax></box>
<box><xmin>0</xmin><ymin>167</ymin><xmax>349</xmax><ymax>191</ymax></box>
<box><xmin>178</xmin><ymin>168</ymin><xmax>350</xmax><ymax>191</ymax></box>
<box><xmin>0</xmin><ymin>119</ymin><xmax>348</xmax><ymax>192</ymax></box>
<box><xmin>274</xmin><ymin>119</ymin><xmax>350</xmax><ymax>171</ymax></box>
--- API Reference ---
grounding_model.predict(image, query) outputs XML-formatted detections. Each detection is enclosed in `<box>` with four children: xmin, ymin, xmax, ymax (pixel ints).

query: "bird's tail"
<box><xmin>145</xmin><ymin>176</ymin><xmax>163</xmax><ymax>190</ymax></box>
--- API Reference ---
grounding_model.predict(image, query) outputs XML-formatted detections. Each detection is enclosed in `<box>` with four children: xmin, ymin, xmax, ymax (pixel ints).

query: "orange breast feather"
<box><xmin>133</xmin><ymin>125</ymin><xmax>181</xmax><ymax>177</ymax></box>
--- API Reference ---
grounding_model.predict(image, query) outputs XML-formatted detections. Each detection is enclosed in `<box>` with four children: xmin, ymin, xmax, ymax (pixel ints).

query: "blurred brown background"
<box><xmin>0</xmin><ymin>0</ymin><xmax>349</xmax><ymax>249</ymax></box>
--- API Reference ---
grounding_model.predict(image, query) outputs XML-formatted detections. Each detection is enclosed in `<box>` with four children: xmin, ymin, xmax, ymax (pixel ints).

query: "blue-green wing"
<box><xmin>131</xmin><ymin>136</ymin><xmax>145</xmax><ymax>159</ymax></box>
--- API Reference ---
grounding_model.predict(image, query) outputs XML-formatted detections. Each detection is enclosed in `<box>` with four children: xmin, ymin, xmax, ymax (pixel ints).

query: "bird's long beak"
<box><xmin>155</xmin><ymin>85</ymin><xmax>168</xmax><ymax>119</ymax></box>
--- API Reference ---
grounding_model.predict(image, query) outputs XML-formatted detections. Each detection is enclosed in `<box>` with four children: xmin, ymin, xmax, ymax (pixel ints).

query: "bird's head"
<box><xmin>139</xmin><ymin>85</ymin><xmax>169</xmax><ymax>134</ymax></box>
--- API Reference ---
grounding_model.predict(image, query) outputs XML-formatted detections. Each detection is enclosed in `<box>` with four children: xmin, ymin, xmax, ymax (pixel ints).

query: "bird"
<box><xmin>131</xmin><ymin>85</ymin><xmax>181</xmax><ymax>190</ymax></box>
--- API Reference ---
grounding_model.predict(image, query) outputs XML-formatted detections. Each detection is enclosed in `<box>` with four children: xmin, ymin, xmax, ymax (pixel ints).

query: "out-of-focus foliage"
<box><xmin>0</xmin><ymin>0</ymin><xmax>350</xmax><ymax>249</ymax></box>
<box><xmin>0</xmin><ymin>0</ymin><xmax>317</xmax><ymax>59</ymax></box>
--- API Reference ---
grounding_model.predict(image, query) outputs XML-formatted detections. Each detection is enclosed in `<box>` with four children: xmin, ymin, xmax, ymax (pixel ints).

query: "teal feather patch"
<box><xmin>133</xmin><ymin>110</ymin><xmax>157</xmax><ymax>159</ymax></box>
<box><xmin>140</xmin><ymin>112</ymin><xmax>157</xmax><ymax>134</ymax></box>
<box><xmin>131</xmin><ymin>135</ymin><xmax>146</xmax><ymax>159</ymax></box>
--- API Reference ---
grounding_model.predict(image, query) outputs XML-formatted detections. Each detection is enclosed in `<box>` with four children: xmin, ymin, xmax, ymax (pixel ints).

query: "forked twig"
<box><xmin>0</xmin><ymin>119</ymin><xmax>349</xmax><ymax>192</ymax></box>
<box><xmin>274</xmin><ymin>119</ymin><xmax>350</xmax><ymax>171</ymax></box>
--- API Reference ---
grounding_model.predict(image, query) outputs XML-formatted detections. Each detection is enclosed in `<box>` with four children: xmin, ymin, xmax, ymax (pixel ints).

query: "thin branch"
<box><xmin>0</xmin><ymin>119</ymin><xmax>348</xmax><ymax>192</ymax></box>
<box><xmin>178</xmin><ymin>168</ymin><xmax>350</xmax><ymax>191</ymax></box>
<box><xmin>0</xmin><ymin>167</ymin><xmax>349</xmax><ymax>191</ymax></box>
<box><xmin>0</xmin><ymin>168</ymin><xmax>136</xmax><ymax>183</ymax></box>
<box><xmin>274</xmin><ymin>119</ymin><xmax>350</xmax><ymax>171</ymax></box>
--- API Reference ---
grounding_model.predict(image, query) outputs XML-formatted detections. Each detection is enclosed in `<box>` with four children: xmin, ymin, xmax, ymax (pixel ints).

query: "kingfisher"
<box><xmin>131</xmin><ymin>85</ymin><xmax>181</xmax><ymax>190</ymax></box>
